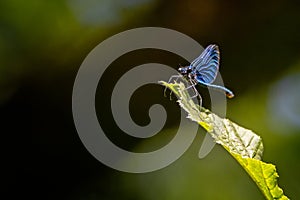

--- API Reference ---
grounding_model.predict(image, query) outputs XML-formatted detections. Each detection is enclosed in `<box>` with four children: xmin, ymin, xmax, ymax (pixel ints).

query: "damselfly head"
<box><xmin>178</xmin><ymin>66</ymin><xmax>192</xmax><ymax>75</ymax></box>
<box><xmin>178</xmin><ymin>67</ymin><xmax>186</xmax><ymax>74</ymax></box>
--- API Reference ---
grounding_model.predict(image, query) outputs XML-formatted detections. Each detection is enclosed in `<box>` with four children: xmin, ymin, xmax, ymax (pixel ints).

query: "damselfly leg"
<box><xmin>184</xmin><ymin>79</ymin><xmax>202</xmax><ymax>107</ymax></box>
<box><xmin>164</xmin><ymin>74</ymin><xmax>182</xmax><ymax>100</ymax></box>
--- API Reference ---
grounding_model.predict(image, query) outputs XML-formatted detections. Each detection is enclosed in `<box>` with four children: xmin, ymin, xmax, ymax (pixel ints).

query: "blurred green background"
<box><xmin>1</xmin><ymin>0</ymin><xmax>300</xmax><ymax>199</ymax></box>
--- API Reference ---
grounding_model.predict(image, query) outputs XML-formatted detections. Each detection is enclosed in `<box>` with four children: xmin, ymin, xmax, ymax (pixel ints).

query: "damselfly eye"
<box><xmin>178</xmin><ymin>67</ymin><xmax>185</xmax><ymax>73</ymax></box>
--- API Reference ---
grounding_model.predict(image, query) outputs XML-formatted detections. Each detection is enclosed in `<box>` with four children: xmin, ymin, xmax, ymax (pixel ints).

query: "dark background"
<box><xmin>1</xmin><ymin>0</ymin><xmax>300</xmax><ymax>199</ymax></box>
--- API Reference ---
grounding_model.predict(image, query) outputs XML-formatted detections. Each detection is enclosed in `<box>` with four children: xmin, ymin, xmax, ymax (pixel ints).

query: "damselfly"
<box><xmin>165</xmin><ymin>44</ymin><xmax>234</xmax><ymax>105</ymax></box>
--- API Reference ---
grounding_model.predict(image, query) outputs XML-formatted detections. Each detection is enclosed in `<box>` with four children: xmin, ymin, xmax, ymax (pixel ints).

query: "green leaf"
<box><xmin>232</xmin><ymin>153</ymin><xmax>289</xmax><ymax>200</ymax></box>
<box><xmin>160</xmin><ymin>81</ymin><xmax>289</xmax><ymax>200</ymax></box>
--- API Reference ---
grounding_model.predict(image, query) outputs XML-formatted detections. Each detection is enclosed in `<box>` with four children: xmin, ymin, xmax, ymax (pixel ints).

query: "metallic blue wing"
<box><xmin>190</xmin><ymin>44</ymin><xmax>220</xmax><ymax>84</ymax></box>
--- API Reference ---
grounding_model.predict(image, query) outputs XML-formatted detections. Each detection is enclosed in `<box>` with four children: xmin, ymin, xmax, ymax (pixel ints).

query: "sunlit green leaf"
<box><xmin>160</xmin><ymin>81</ymin><xmax>289</xmax><ymax>200</ymax></box>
